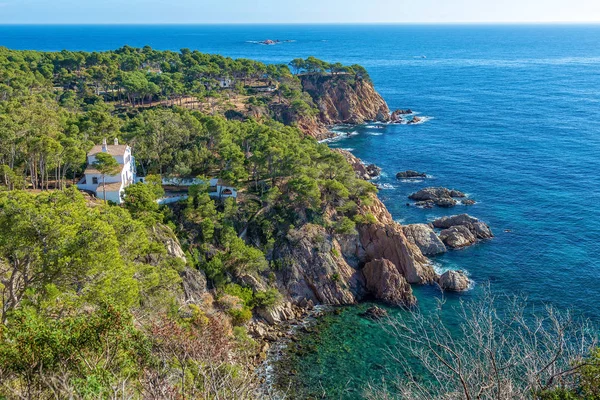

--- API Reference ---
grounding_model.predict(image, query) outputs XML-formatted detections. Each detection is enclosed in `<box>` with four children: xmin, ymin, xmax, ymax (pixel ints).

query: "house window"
<box><xmin>92</xmin><ymin>177</ymin><xmax>98</xmax><ymax>184</ymax></box>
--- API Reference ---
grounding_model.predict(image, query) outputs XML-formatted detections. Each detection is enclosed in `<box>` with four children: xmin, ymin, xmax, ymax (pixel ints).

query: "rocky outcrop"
<box><xmin>409</xmin><ymin>187</ymin><xmax>468</xmax><ymax>208</ymax></box>
<box><xmin>438</xmin><ymin>270</ymin><xmax>471</xmax><ymax>291</ymax></box>
<box><xmin>402</xmin><ymin>224</ymin><xmax>447</xmax><ymax>255</ymax></box>
<box><xmin>274</xmin><ymin>224</ymin><xmax>366</xmax><ymax>305</ymax></box>
<box><xmin>439</xmin><ymin>225</ymin><xmax>477</xmax><ymax>248</ymax></box>
<box><xmin>299</xmin><ymin>74</ymin><xmax>390</xmax><ymax>128</ymax></box>
<box><xmin>333</xmin><ymin>149</ymin><xmax>380</xmax><ymax>180</ymax></box>
<box><xmin>363</xmin><ymin>259</ymin><xmax>416</xmax><ymax>307</ymax></box>
<box><xmin>407</xmin><ymin>116</ymin><xmax>423</xmax><ymax>125</ymax></box>
<box><xmin>432</xmin><ymin>214</ymin><xmax>493</xmax><ymax>239</ymax></box>
<box><xmin>180</xmin><ymin>267</ymin><xmax>209</xmax><ymax>304</ymax></box>
<box><xmin>391</xmin><ymin>109</ymin><xmax>413</xmax><ymax>123</ymax></box>
<box><xmin>433</xmin><ymin>214</ymin><xmax>493</xmax><ymax>249</ymax></box>
<box><xmin>256</xmin><ymin>301</ymin><xmax>296</xmax><ymax>325</ymax></box>
<box><xmin>397</xmin><ymin>170</ymin><xmax>427</xmax><ymax>179</ymax></box>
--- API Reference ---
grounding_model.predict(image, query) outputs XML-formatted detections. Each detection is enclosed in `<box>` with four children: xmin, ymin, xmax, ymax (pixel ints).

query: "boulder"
<box><xmin>366</xmin><ymin>164</ymin><xmax>381</xmax><ymax>178</ymax></box>
<box><xmin>436</xmin><ymin>197</ymin><xmax>458</xmax><ymax>208</ymax></box>
<box><xmin>391</xmin><ymin>109</ymin><xmax>413</xmax><ymax>121</ymax></box>
<box><xmin>396</xmin><ymin>170</ymin><xmax>427</xmax><ymax>179</ymax></box>
<box><xmin>438</xmin><ymin>270</ymin><xmax>471</xmax><ymax>291</ymax></box>
<box><xmin>362</xmin><ymin>259</ymin><xmax>416</xmax><ymax>307</ymax></box>
<box><xmin>402</xmin><ymin>224</ymin><xmax>447</xmax><ymax>255</ymax></box>
<box><xmin>439</xmin><ymin>225</ymin><xmax>477</xmax><ymax>248</ymax></box>
<box><xmin>256</xmin><ymin>301</ymin><xmax>295</xmax><ymax>325</ymax></box>
<box><xmin>407</xmin><ymin>116</ymin><xmax>423</xmax><ymax>124</ymax></box>
<box><xmin>432</xmin><ymin>214</ymin><xmax>493</xmax><ymax>240</ymax></box>
<box><xmin>409</xmin><ymin>187</ymin><xmax>464</xmax><ymax>201</ymax></box>
<box><xmin>462</xmin><ymin>199</ymin><xmax>476</xmax><ymax>205</ymax></box>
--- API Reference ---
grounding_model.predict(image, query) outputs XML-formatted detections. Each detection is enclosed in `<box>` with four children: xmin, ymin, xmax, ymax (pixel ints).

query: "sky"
<box><xmin>1</xmin><ymin>0</ymin><xmax>600</xmax><ymax>24</ymax></box>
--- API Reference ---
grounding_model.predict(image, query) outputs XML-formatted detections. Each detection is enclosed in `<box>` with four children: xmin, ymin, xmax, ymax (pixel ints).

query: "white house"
<box><xmin>218</xmin><ymin>78</ymin><xmax>233</xmax><ymax>88</ymax></box>
<box><xmin>77</xmin><ymin>138</ymin><xmax>136</xmax><ymax>203</ymax></box>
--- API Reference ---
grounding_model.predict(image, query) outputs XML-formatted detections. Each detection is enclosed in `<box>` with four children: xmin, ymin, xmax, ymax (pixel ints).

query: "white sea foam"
<box><xmin>400</xmin><ymin>179</ymin><xmax>423</xmax><ymax>183</ymax></box>
<box><xmin>378</xmin><ymin>183</ymin><xmax>396</xmax><ymax>190</ymax></box>
<box><xmin>366</xmin><ymin>131</ymin><xmax>383</xmax><ymax>136</ymax></box>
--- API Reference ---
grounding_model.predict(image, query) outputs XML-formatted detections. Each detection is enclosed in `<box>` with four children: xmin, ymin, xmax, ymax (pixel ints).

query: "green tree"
<box><xmin>92</xmin><ymin>152</ymin><xmax>121</xmax><ymax>203</ymax></box>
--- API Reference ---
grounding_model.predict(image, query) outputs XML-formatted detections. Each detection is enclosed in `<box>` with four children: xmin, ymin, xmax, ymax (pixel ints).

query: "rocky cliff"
<box><xmin>298</xmin><ymin>74</ymin><xmax>390</xmax><ymax>138</ymax></box>
<box><xmin>271</xmin><ymin>194</ymin><xmax>436</xmax><ymax>309</ymax></box>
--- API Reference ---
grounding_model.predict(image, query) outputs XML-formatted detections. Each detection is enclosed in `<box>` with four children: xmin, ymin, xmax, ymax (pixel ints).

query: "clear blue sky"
<box><xmin>1</xmin><ymin>0</ymin><xmax>600</xmax><ymax>24</ymax></box>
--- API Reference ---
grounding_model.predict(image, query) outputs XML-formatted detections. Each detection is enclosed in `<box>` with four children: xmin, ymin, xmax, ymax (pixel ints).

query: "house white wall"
<box><xmin>77</xmin><ymin>141</ymin><xmax>135</xmax><ymax>204</ymax></box>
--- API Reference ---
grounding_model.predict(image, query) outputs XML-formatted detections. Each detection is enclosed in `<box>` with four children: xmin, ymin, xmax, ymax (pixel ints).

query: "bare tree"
<box><xmin>365</xmin><ymin>285</ymin><xmax>598</xmax><ymax>400</ymax></box>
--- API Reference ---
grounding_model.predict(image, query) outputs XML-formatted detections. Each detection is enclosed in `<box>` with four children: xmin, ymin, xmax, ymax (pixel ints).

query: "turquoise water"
<box><xmin>2</xmin><ymin>24</ymin><xmax>600</xmax><ymax>397</ymax></box>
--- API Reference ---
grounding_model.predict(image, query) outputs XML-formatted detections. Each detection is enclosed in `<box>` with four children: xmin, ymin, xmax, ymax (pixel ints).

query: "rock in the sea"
<box><xmin>366</xmin><ymin>164</ymin><xmax>381</xmax><ymax>178</ymax></box>
<box><xmin>362</xmin><ymin>258</ymin><xmax>416</xmax><ymax>307</ymax></box>
<box><xmin>402</xmin><ymin>224</ymin><xmax>447</xmax><ymax>255</ymax></box>
<box><xmin>438</xmin><ymin>270</ymin><xmax>471</xmax><ymax>291</ymax></box>
<box><xmin>432</xmin><ymin>214</ymin><xmax>493</xmax><ymax>240</ymax></box>
<box><xmin>360</xmin><ymin>306</ymin><xmax>388</xmax><ymax>320</ymax></box>
<box><xmin>462</xmin><ymin>199</ymin><xmax>476</xmax><ymax>206</ymax></box>
<box><xmin>407</xmin><ymin>116</ymin><xmax>423</xmax><ymax>125</ymax></box>
<box><xmin>391</xmin><ymin>109</ymin><xmax>413</xmax><ymax>120</ymax></box>
<box><xmin>396</xmin><ymin>170</ymin><xmax>427</xmax><ymax>179</ymax></box>
<box><xmin>439</xmin><ymin>225</ymin><xmax>477</xmax><ymax>248</ymax></box>
<box><xmin>408</xmin><ymin>187</ymin><xmax>467</xmax><ymax>208</ymax></box>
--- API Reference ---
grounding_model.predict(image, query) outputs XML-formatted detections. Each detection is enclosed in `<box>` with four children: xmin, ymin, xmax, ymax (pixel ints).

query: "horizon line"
<box><xmin>2</xmin><ymin>21</ymin><xmax>600</xmax><ymax>26</ymax></box>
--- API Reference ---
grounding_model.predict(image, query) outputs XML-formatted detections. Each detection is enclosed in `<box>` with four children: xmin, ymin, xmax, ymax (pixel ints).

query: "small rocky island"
<box><xmin>409</xmin><ymin>186</ymin><xmax>475</xmax><ymax>208</ymax></box>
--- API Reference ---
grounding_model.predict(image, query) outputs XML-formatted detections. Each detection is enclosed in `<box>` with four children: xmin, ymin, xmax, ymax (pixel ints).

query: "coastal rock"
<box><xmin>396</xmin><ymin>170</ymin><xmax>427</xmax><ymax>179</ymax></box>
<box><xmin>407</xmin><ymin>116</ymin><xmax>423</xmax><ymax>124</ymax></box>
<box><xmin>408</xmin><ymin>187</ymin><xmax>467</xmax><ymax>208</ymax></box>
<box><xmin>432</xmin><ymin>214</ymin><xmax>493</xmax><ymax>240</ymax></box>
<box><xmin>439</xmin><ymin>225</ymin><xmax>477</xmax><ymax>248</ymax></box>
<box><xmin>402</xmin><ymin>224</ymin><xmax>447</xmax><ymax>255</ymax></box>
<box><xmin>256</xmin><ymin>302</ymin><xmax>295</xmax><ymax>325</ymax></box>
<box><xmin>391</xmin><ymin>109</ymin><xmax>413</xmax><ymax>122</ymax></box>
<box><xmin>358</xmin><ymin>220</ymin><xmax>437</xmax><ymax>284</ymax></box>
<box><xmin>332</xmin><ymin>149</ymin><xmax>379</xmax><ymax>180</ymax></box>
<box><xmin>362</xmin><ymin>258</ymin><xmax>417</xmax><ymax>307</ymax></box>
<box><xmin>299</xmin><ymin>74</ymin><xmax>390</xmax><ymax>129</ymax></box>
<box><xmin>360</xmin><ymin>306</ymin><xmax>388</xmax><ymax>320</ymax></box>
<box><xmin>438</xmin><ymin>270</ymin><xmax>471</xmax><ymax>291</ymax></box>
<box><xmin>366</xmin><ymin>164</ymin><xmax>381</xmax><ymax>178</ymax></box>
<box><xmin>274</xmin><ymin>224</ymin><xmax>366</xmax><ymax>305</ymax></box>
<box><xmin>462</xmin><ymin>199</ymin><xmax>476</xmax><ymax>205</ymax></box>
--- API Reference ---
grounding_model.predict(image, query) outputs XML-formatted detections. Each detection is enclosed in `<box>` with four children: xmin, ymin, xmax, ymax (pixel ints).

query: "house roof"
<box><xmin>88</xmin><ymin>145</ymin><xmax>129</xmax><ymax>157</ymax></box>
<box><xmin>95</xmin><ymin>182</ymin><xmax>123</xmax><ymax>193</ymax></box>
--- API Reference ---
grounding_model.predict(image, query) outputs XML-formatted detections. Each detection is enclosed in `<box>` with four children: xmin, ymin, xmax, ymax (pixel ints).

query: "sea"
<box><xmin>2</xmin><ymin>24</ymin><xmax>600</xmax><ymax>398</ymax></box>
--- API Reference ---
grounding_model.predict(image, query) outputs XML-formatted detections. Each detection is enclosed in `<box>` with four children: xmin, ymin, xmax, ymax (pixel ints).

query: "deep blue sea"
<box><xmin>2</xmin><ymin>24</ymin><xmax>600</xmax><ymax>397</ymax></box>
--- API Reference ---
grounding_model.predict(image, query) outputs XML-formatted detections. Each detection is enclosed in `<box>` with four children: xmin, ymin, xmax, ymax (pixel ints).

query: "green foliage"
<box><xmin>252</xmin><ymin>288</ymin><xmax>282</xmax><ymax>309</ymax></box>
<box><xmin>354</xmin><ymin>213</ymin><xmax>378</xmax><ymax>225</ymax></box>
<box><xmin>334</xmin><ymin>216</ymin><xmax>356</xmax><ymax>235</ymax></box>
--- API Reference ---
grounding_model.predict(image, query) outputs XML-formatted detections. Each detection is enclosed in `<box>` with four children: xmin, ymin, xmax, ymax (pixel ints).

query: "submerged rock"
<box><xmin>360</xmin><ymin>306</ymin><xmax>388</xmax><ymax>320</ymax></box>
<box><xmin>396</xmin><ymin>170</ymin><xmax>427</xmax><ymax>179</ymax></box>
<box><xmin>438</xmin><ymin>270</ymin><xmax>471</xmax><ymax>291</ymax></box>
<box><xmin>402</xmin><ymin>224</ymin><xmax>447</xmax><ymax>255</ymax></box>
<box><xmin>362</xmin><ymin>258</ymin><xmax>416</xmax><ymax>307</ymax></box>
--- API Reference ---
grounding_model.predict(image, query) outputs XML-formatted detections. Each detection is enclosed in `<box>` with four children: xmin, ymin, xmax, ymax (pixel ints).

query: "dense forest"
<box><xmin>0</xmin><ymin>46</ymin><xmax>598</xmax><ymax>399</ymax></box>
<box><xmin>0</xmin><ymin>46</ymin><xmax>379</xmax><ymax>398</ymax></box>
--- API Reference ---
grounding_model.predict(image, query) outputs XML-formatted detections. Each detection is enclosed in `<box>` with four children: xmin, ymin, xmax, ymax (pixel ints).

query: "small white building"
<box><xmin>77</xmin><ymin>138</ymin><xmax>136</xmax><ymax>203</ymax></box>
<box><xmin>208</xmin><ymin>178</ymin><xmax>237</xmax><ymax>199</ymax></box>
<box><xmin>218</xmin><ymin>78</ymin><xmax>233</xmax><ymax>88</ymax></box>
